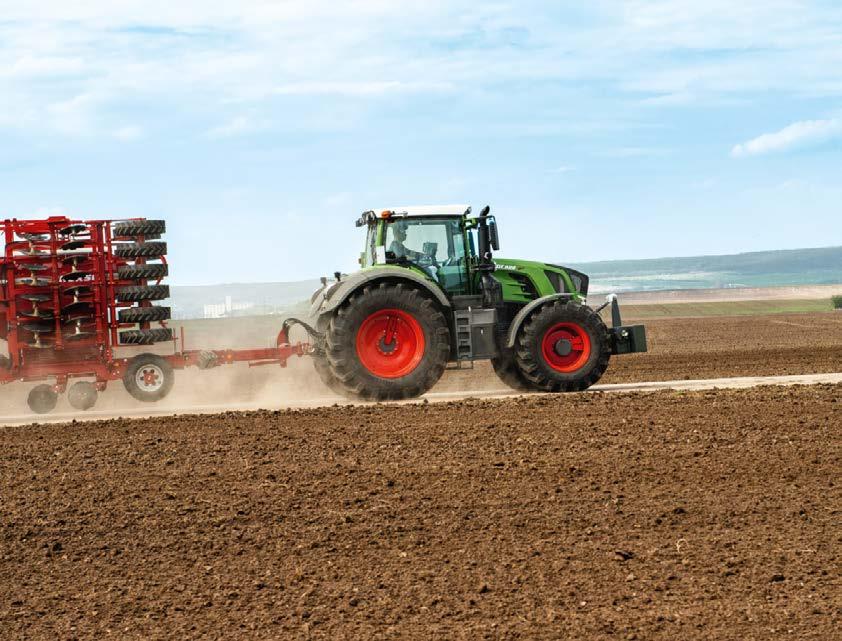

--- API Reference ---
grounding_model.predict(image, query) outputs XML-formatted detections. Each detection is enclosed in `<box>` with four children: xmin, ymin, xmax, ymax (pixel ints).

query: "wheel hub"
<box><xmin>541</xmin><ymin>322</ymin><xmax>591</xmax><ymax>373</ymax></box>
<box><xmin>554</xmin><ymin>339</ymin><xmax>573</xmax><ymax>357</ymax></box>
<box><xmin>137</xmin><ymin>365</ymin><xmax>164</xmax><ymax>391</ymax></box>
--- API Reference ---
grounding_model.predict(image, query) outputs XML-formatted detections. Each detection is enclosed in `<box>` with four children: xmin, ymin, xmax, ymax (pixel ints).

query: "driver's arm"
<box><xmin>390</xmin><ymin>241</ymin><xmax>423</xmax><ymax>261</ymax></box>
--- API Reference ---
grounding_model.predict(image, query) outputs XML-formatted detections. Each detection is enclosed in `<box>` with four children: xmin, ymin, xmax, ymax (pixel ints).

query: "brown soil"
<box><xmin>1</xmin><ymin>384</ymin><xmax>840</xmax><ymax>640</ymax></box>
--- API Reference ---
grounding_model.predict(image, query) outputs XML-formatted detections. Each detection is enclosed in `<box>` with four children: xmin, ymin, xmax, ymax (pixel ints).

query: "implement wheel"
<box><xmin>325</xmin><ymin>283</ymin><xmax>450</xmax><ymax>400</ymax></box>
<box><xmin>68</xmin><ymin>381</ymin><xmax>98</xmax><ymax>411</ymax></box>
<box><xmin>123</xmin><ymin>354</ymin><xmax>174</xmax><ymax>402</ymax></box>
<box><xmin>28</xmin><ymin>384</ymin><xmax>58</xmax><ymax>414</ymax></box>
<box><xmin>514</xmin><ymin>300</ymin><xmax>610</xmax><ymax>392</ymax></box>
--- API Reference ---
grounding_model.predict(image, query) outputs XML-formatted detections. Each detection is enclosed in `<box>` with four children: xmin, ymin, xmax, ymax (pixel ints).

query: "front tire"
<box><xmin>325</xmin><ymin>283</ymin><xmax>450</xmax><ymax>400</ymax></box>
<box><xmin>515</xmin><ymin>300</ymin><xmax>610</xmax><ymax>392</ymax></box>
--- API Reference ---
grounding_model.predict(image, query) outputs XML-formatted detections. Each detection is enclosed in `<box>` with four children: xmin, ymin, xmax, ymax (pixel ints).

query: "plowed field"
<box><xmin>2</xmin><ymin>384</ymin><xmax>840</xmax><ymax>640</ymax></box>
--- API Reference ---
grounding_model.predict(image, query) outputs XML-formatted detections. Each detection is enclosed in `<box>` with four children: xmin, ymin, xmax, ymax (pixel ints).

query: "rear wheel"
<box><xmin>123</xmin><ymin>353</ymin><xmax>175</xmax><ymax>402</ymax></box>
<box><xmin>515</xmin><ymin>300</ymin><xmax>610</xmax><ymax>392</ymax></box>
<box><xmin>326</xmin><ymin>283</ymin><xmax>450</xmax><ymax>400</ymax></box>
<box><xmin>491</xmin><ymin>349</ymin><xmax>532</xmax><ymax>392</ymax></box>
<box><xmin>313</xmin><ymin>355</ymin><xmax>345</xmax><ymax>395</ymax></box>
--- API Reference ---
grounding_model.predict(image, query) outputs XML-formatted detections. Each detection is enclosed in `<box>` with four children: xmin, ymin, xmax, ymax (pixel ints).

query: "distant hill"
<box><xmin>168</xmin><ymin>246</ymin><xmax>842</xmax><ymax>318</ymax></box>
<box><xmin>572</xmin><ymin>246</ymin><xmax>842</xmax><ymax>294</ymax></box>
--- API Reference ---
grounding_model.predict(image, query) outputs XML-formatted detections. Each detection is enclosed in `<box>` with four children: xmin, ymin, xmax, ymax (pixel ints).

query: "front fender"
<box><xmin>315</xmin><ymin>268</ymin><xmax>451</xmax><ymax>319</ymax></box>
<box><xmin>505</xmin><ymin>294</ymin><xmax>576</xmax><ymax>349</ymax></box>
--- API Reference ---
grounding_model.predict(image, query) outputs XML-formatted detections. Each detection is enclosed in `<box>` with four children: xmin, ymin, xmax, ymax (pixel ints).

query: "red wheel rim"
<box><xmin>356</xmin><ymin>309</ymin><xmax>426</xmax><ymax>379</ymax></box>
<box><xmin>541</xmin><ymin>322</ymin><xmax>591</xmax><ymax>373</ymax></box>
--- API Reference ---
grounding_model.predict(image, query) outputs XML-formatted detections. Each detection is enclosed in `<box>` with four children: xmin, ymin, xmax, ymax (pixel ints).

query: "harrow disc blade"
<box><xmin>59</xmin><ymin>224</ymin><xmax>88</xmax><ymax>236</ymax></box>
<box><xmin>18</xmin><ymin>293</ymin><xmax>52</xmax><ymax>303</ymax></box>
<box><xmin>18</xmin><ymin>233</ymin><xmax>48</xmax><ymax>243</ymax></box>
<box><xmin>64</xmin><ymin>284</ymin><xmax>93</xmax><ymax>295</ymax></box>
<box><xmin>63</xmin><ymin>315</ymin><xmax>95</xmax><ymax>325</ymax></box>
<box><xmin>65</xmin><ymin>331</ymin><xmax>96</xmax><ymax>340</ymax></box>
<box><xmin>15</xmin><ymin>277</ymin><xmax>51</xmax><ymax>287</ymax></box>
<box><xmin>22</xmin><ymin>323</ymin><xmax>55</xmax><ymax>334</ymax></box>
<box><xmin>61</xmin><ymin>271</ymin><xmax>91</xmax><ymax>281</ymax></box>
<box><xmin>61</xmin><ymin>253</ymin><xmax>89</xmax><ymax>265</ymax></box>
<box><xmin>12</xmin><ymin>248</ymin><xmax>49</xmax><ymax>257</ymax></box>
<box><xmin>25</xmin><ymin>340</ymin><xmax>54</xmax><ymax>349</ymax></box>
<box><xmin>19</xmin><ymin>263</ymin><xmax>50</xmax><ymax>272</ymax></box>
<box><xmin>19</xmin><ymin>310</ymin><xmax>55</xmax><ymax>320</ymax></box>
<box><xmin>62</xmin><ymin>302</ymin><xmax>94</xmax><ymax>313</ymax></box>
<box><xmin>61</xmin><ymin>240</ymin><xmax>87</xmax><ymax>251</ymax></box>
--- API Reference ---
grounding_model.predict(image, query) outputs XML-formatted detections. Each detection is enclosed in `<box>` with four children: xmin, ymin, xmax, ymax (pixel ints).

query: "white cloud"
<box><xmin>113</xmin><ymin>125</ymin><xmax>142</xmax><ymax>141</ymax></box>
<box><xmin>549</xmin><ymin>165</ymin><xmax>575</xmax><ymax>174</ymax></box>
<box><xmin>731</xmin><ymin>119</ymin><xmax>842</xmax><ymax>158</ymax></box>
<box><xmin>206</xmin><ymin>115</ymin><xmax>260</xmax><ymax>139</ymax></box>
<box><xmin>0</xmin><ymin>0</ymin><xmax>840</xmax><ymax>140</ymax></box>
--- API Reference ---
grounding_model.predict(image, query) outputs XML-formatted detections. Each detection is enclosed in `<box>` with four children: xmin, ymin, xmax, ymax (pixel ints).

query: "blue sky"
<box><xmin>1</xmin><ymin>0</ymin><xmax>841</xmax><ymax>285</ymax></box>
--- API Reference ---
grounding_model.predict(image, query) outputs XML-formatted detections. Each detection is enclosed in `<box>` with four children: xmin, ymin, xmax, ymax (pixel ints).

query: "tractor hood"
<box><xmin>492</xmin><ymin>258</ymin><xmax>590</xmax><ymax>297</ymax></box>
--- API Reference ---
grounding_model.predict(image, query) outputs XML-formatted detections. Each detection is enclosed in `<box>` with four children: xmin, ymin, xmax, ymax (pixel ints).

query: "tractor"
<box><xmin>308</xmin><ymin>205</ymin><xmax>647</xmax><ymax>400</ymax></box>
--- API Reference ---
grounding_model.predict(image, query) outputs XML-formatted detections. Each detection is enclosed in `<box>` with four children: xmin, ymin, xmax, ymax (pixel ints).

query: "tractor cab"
<box><xmin>357</xmin><ymin>205</ymin><xmax>496</xmax><ymax>297</ymax></box>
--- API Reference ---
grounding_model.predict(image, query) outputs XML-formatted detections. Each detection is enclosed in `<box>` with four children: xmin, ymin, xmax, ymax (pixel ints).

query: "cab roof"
<box><xmin>384</xmin><ymin>205</ymin><xmax>470</xmax><ymax>218</ymax></box>
<box><xmin>356</xmin><ymin>204</ymin><xmax>470</xmax><ymax>227</ymax></box>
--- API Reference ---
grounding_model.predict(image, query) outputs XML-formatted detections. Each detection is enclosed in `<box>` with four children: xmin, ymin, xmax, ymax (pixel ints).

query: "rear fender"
<box><xmin>315</xmin><ymin>268</ymin><xmax>451</xmax><ymax>320</ymax></box>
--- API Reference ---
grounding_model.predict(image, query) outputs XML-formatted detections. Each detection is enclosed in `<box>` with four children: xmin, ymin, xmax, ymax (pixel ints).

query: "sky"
<box><xmin>1</xmin><ymin>0</ymin><xmax>841</xmax><ymax>285</ymax></box>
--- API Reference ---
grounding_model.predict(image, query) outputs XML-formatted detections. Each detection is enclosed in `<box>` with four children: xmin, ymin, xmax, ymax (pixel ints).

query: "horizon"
<box><xmin>167</xmin><ymin>243</ymin><xmax>842</xmax><ymax>287</ymax></box>
<box><xmin>2</xmin><ymin>2</ymin><xmax>842</xmax><ymax>284</ymax></box>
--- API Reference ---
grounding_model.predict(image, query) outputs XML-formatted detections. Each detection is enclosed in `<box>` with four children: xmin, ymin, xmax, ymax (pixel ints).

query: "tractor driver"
<box><xmin>389</xmin><ymin>221</ymin><xmax>424</xmax><ymax>261</ymax></box>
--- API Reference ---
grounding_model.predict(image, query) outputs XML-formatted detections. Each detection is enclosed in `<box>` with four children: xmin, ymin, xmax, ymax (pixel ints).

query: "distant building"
<box><xmin>203</xmin><ymin>296</ymin><xmax>255</xmax><ymax>319</ymax></box>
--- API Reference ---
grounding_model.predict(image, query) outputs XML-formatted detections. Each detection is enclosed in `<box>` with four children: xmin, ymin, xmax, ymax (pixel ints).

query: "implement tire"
<box><xmin>115</xmin><ymin>285</ymin><xmax>170</xmax><ymax>302</ymax></box>
<box><xmin>118</xmin><ymin>306</ymin><xmax>171</xmax><ymax>323</ymax></box>
<box><xmin>117</xmin><ymin>263</ymin><xmax>168</xmax><ymax>281</ymax></box>
<box><xmin>114</xmin><ymin>241</ymin><xmax>167</xmax><ymax>258</ymax></box>
<box><xmin>119</xmin><ymin>328</ymin><xmax>174</xmax><ymax>345</ymax></box>
<box><xmin>514</xmin><ymin>300</ymin><xmax>610</xmax><ymax>392</ymax></box>
<box><xmin>325</xmin><ymin>282</ymin><xmax>450</xmax><ymax>400</ymax></box>
<box><xmin>113</xmin><ymin>220</ymin><xmax>166</xmax><ymax>237</ymax></box>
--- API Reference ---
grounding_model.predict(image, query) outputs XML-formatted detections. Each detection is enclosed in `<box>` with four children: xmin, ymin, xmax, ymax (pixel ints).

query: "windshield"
<box><xmin>384</xmin><ymin>218</ymin><xmax>466</xmax><ymax>263</ymax></box>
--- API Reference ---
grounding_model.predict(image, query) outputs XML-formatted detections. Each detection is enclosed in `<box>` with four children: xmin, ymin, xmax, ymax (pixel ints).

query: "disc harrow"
<box><xmin>0</xmin><ymin>215</ymin><xmax>312</xmax><ymax>414</ymax></box>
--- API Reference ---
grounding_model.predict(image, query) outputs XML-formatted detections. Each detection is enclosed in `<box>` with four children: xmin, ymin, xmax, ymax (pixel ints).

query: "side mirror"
<box><xmin>488</xmin><ymin>220</ymin><xmax>500</xmax><ymax>251</ymax></box>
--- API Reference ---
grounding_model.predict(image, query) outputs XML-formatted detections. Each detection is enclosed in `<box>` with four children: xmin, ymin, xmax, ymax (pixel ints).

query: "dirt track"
<box><xmin>2</xmin><ymin>384</ymin><xmax>840</xmax><ymax>640</ymax></box>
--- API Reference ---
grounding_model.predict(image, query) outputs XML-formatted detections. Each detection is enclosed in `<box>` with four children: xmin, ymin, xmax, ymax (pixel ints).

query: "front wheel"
<box><xmin>514</xmin><ymin>300</ymin><xmax>610</xmax><ymax>392</ymax></box>
<box><xmin>325</xmin><ymin>283</ymin><xmax>450</xmax><ymax>400</ymax></box>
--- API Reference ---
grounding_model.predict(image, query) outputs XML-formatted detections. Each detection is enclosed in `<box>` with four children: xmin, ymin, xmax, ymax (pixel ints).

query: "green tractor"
<box><xmin>307</xmin><ymin>205</ymin><xmax>646</xmax><ymax>400</ymax></box>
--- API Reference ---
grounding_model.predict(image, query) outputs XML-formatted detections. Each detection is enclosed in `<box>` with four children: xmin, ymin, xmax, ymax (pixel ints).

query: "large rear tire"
<box><xmin>491</xmin><ymin>349</ymin><xmax>533</xmax><ymax>392</ymax></box>
<box><xmin>313</xmin><ymin>356</ymin><xmax>345</xmax><ymax>395</ymax></box>
<box><xmin>514</xmin><ymin>300</ymin><xmax>610</xmax><ymax>392</ymax></box>
<box><xmin>325</xmin><ymin>283</ymin><xmax>450</xmax><ymax>400</ymax></box>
